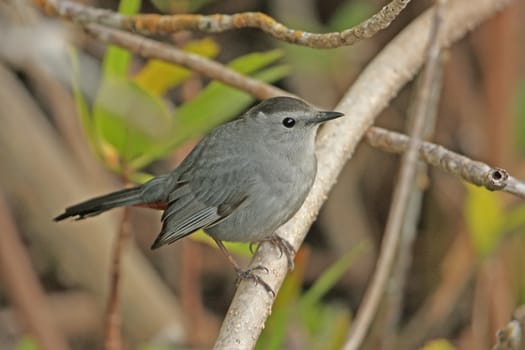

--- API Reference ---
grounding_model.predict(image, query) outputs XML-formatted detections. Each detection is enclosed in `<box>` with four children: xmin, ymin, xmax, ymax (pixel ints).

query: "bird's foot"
<box><xmin>235</xmin><ymin>265</ymin><xmax>274</xmax><ymax>296</ymax></box>
<box><xmin>249</xmin><ymin>236</ymin><xmax>296</xmax><ymax>271</ymax></box>
<box><xmin>268</xmin><ymin>235</ymin><xmax>296</xmax><ymax>271</ymax></box>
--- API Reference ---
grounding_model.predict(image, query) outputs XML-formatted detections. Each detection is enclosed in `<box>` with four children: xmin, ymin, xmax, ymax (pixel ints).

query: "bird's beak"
<box><xmin>308</xmin><ymin>111</ymin><xmax>345</xmax><ymax>125</ymax></box>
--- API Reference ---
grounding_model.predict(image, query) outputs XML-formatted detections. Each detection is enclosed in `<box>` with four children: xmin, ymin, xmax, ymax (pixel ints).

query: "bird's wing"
<box><xmin>151</xmin><ymin>156</ymin><xmax>255</xmax><ymax>249</ymax></box>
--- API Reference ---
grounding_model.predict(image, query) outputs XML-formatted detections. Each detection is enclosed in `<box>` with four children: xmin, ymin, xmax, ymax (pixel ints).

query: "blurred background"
<box><xmin>0</xmin><ymin>0</ymin><xmax>524</xmax><ymax>349</ymax></box>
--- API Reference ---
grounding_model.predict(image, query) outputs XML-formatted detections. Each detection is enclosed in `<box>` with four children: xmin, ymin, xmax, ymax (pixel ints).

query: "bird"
<box><xmin>55</xmin><ymin>96</ymin><xmax>344</xmax><ymax>292</ymax></box>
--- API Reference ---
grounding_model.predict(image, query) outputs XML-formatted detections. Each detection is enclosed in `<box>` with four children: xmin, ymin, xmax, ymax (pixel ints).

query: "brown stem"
<box><xmin>104</xmin><ymin>207</ymin><xmax>131</xmax><ymax>350</ymax></box>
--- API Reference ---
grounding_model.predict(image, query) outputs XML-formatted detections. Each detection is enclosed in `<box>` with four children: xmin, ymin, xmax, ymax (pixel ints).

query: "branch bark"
<box><xmin>35</xmin><ymin>0</ymin><xmax>411</xmax><ymax>49</ymax></box>
<box><xmin>366</xmin><ymin>128</ymin><xmax>525</xmax><ymax>198</ymax></box>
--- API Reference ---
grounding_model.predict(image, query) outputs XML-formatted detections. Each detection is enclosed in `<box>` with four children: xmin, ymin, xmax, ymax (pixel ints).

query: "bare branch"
<box><xmin>104</xmin><ymin>207</ymin><xmax>131</xmax><ymax>350</ymax></box>
<box><xmin>342</xmin><ymin>2</ymin><xmax>447</xmax><ymax>349</ymax></box>
<box><xmin>35</xmin><ymin>0</ymin><xmax>411</xmax><ymax>49</ymax></box>
<box><xmin>366</xmin><ymin>127</ymin><xmax>525</xmax><ymax>198</ymax></box>
<box><xmin>381</xmin><ymin>40</ymin><xmax>444</xmax><ymax>350</ymax></box>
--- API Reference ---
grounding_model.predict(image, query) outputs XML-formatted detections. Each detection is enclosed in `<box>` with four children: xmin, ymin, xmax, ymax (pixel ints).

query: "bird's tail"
<box><xmin>54</xmin><ymin>186</ymin><xmax>144</xmax><ymax>221</ymax></box>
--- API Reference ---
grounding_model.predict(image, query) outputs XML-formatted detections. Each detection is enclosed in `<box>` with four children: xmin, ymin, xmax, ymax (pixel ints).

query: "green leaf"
<box><xmin>150</xmin><ymin>0</ymin><xmax>215</xmax><ymax>13</ymax></box>
<box><xmin>102</xmin><ymin>0</ymin><xmax>141</xmax><ymax>78</ymax></box>
<box><xmin>309</xmin><ymin>305</ymin><xmax>351</xmax><ymax>350</ymax></box>
<box><xmin>16</xmin><ymin>337</ymin><xmax>39</xmax><ymax>350</ymax></box>
<box><xmin>464</xmin><ymin>184</ymin><xmax>505</xmax><ymax>258</ymax></box>
<box><xmin>133</xmin><ymin>38</ymin><xmax>220</xmax><ymax>95</ymax></box>
<box><xmin>128</xmin><ymin>171</ymin><xmax>155</xmax><ymax>184</ymax></box>
<box><xmin>226</xmin><ymin>50</ymin><xmax>283</xmax><ymax>72</ymax></box>
<box><xmin>130</xmin><ymin>50</ymin><xmax>288</xmax><ymax>169</ymax></box>
<box><xmin>502</xmin><ymin>202</ymin><xmax>525</xmax><ymax>234</ymax></box>
<box><xmin>300</xmin><ymin>241</ymin><xmax>368</xmax><ymax>310</ymax></box>
<box><xmin>93</xmin><ymin>77</ymin><xmax>173</xmax><ymax>166</ymax></box>
<box><xmin>118</xmin><ymin>0</ymin><xmax>141</xmax><ymax>14</ymax></box>
<box><xmin>190</xmin><ymin>230</ymin><xmax>252</xmax><ymax>256</ymax></box>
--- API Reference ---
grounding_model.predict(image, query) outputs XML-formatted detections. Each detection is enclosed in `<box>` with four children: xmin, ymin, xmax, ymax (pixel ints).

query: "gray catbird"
<box><xmin>55</xmin><ymin>96</ymin><xmax>344</xmax><ymax>292</ymax></box>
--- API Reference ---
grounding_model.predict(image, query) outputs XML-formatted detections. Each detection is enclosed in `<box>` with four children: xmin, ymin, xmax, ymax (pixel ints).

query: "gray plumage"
<box><xmin>55</xmin><ymin>97</ymin><xmax>344</xmax><ymax>251</ymax></box>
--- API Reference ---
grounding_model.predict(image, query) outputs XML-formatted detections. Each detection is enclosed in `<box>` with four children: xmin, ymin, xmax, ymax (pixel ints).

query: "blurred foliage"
<box><xmin>190</xmin><ymin>229</ymin><xmax>253</xmax><ymax>257</ymax></box>
<box><xmin>464</xmin><ymin>184</ymin><xmax>505</xmax><ymax>258</ymax></box>
<box><xmin>15</xmin><ymin>337</ymin><xmax>39</xmax><ymax>350</ymax></box>
<box><xmin>150</xmin><ymin>0</ymin><xmax>216</xmax><ymax>13</ymax></box>
<box><xmin>465</xmin><ymin>184</ymin><xmax>525</xmax><ymax>259</ymax></box>
<box><xmin>420</xmin><ymin>339</ymin><xmax>456</xmax><ymax>350</ymax></box>
<box><xmin>255</xmin><ymin>242</ymin><xmax>368</xmax><ymax>350</ymax></box>
<box><xmin>328</xmin><ymin>0</ymin><xmax>373</xmax><ymax>32</ymax></box>
<box><xmin>133</xmin><ymin>38</ymin><xmax>219</xmax><ymax>95</ymax></box>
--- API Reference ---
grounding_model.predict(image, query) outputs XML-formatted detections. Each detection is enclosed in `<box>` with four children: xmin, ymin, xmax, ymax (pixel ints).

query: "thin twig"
<box><xmin>104</xmin><ymin>206</ymin><xmax>131</xmax><ymax>350</ymax></box>
<box><xmin>342</xmin><ymin>2</ymin><xmax>447</xmax><ymax>349</ymax></box>
<box><xmin>381</xmin><ymin>34</ymin><xmax>444</xmax><ymax>349</ymax></box>
<box><xmin>366</xmin><ymin>128</ymin><xmax>525</xmax><ymax>198</ymax></box>
<box><xmin>0</xmin><ymin>194</ymin><xmax>70</xmax><ymax>350</ymax></box>
<box><xmin>35</xmin><ymin>0</ymin><xmax>411</xmax><ymax>49</ymax></box>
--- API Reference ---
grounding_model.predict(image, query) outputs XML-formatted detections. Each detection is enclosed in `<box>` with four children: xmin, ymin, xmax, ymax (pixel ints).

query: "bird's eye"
<box><xmin>282</xmin><ymin>117</ymin><xmax>296</xmax><ymax>128</ymax></box>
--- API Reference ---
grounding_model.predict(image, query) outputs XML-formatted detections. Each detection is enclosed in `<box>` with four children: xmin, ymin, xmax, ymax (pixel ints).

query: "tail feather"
<box><xmin>54</xmin><ymin>186</ymin><xmax>143</xmax><ymax>221</ymax></box>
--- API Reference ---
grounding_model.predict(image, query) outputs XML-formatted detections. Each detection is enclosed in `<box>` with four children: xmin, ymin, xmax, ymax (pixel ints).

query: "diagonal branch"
<box><xmin>35</xmin><ymin>0</ymin><xmax>411</xmax><ymax>49</ymax></box>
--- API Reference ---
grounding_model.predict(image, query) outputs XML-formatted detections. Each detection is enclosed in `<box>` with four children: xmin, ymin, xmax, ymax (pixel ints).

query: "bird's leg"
<box><xmin>249</xmin><ymin>235</ymin><xmax>296</xmax><ymax>271</ymax></box>
<box><xmin>213</xmin><ymin>238</ymin><xmax>274</xmax><ymax>295</ymax></box>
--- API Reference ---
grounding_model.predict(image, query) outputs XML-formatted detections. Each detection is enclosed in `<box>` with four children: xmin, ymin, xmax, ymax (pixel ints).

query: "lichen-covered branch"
<box><xmin>35</xmin><ymin>0</ymin><xmax>411</xmax><ymax>49</ymax></box>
